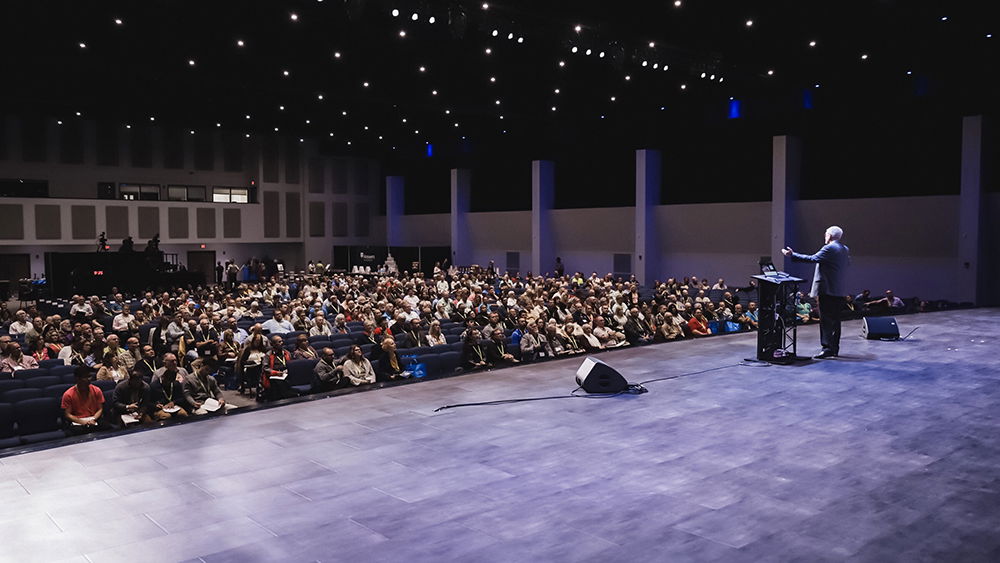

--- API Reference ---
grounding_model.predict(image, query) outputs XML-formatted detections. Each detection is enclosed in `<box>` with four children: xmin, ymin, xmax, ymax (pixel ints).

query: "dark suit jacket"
<box><xmin>374</xmin><ymin>350</ymin><xmax>406</xmax><ymax>382</ymax></box>
<box><xmin>791</xmin><ymin>240</ymin><xmax>850</xmax><ymax>297</ymax></box>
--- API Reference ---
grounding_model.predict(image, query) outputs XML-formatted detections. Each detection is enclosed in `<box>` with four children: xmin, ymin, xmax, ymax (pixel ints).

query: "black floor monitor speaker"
<box><xmin>575</xmin><ymin>357</ymin><xmax>628</xmax><ymax>394</ymax></box>
<box><xmin>862</xmin><ymin>316</ymin><xmax>899</xmax><ymax>340</ymax></box>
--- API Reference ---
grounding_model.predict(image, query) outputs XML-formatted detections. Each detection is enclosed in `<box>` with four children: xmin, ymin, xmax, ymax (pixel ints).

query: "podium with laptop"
<box><xmin>752</xmin><ymin>257</ymin><xmax>804</xmax><ymax>363</ymax></box>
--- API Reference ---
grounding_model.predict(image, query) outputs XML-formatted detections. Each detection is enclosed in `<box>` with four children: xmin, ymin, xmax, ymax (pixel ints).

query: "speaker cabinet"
<box><xmin>575</xmin><ymin>357</ymin><xmax>628</xmax><ymax>394</ymax></box>
<box><xmin>862</xmin><ymin>316</ymin><xmax>899</xmax><ymax>340</ymax></box>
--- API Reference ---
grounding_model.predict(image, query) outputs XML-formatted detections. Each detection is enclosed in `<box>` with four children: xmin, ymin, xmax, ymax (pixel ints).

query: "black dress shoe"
<box><xmin>814</xmin><ymin>351</ymin><xmax>838</xmax><ymax>359</ymax></box>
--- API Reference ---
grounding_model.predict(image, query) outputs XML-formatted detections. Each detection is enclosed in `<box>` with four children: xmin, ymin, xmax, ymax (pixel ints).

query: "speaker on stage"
<box><xmin>861</xmin><ymin>316</ymin><xmax>899</xmax><ymax>340</ymax></box>
<box><xmin>575</xmin><ymin>357</ymin><xmax>628</xmax><ymax>394</ymax></box>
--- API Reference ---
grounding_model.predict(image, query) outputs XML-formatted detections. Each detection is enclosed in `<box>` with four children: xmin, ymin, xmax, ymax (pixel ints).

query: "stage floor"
<box><xmin>3</xmin><ymin>309</ymin><xmax>1000</xmax><ymax>562</ymax></box>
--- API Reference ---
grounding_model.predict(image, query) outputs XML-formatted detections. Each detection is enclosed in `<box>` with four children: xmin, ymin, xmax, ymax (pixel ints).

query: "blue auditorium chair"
<box><xmin>286</xmin><ymin>359</ymin><xmax>318</xmax><ymax>395</ymax></box>
<box><xmin>2</xmin><ymin>388</ymin><xmax>44</xmax><ymax>403</ymax></box>
<box><xmin>15</xmin><ymin>397</ymin><xmax>65</xmax><ymax>444</ymax></box>
<box><xmin>38</xmin><ymin>359</ymin><xmax>64</xmax><ymax>369</ymax></box>
<box><xmin>439</xmin><ymin>351</ymin><xmax>461</xmax><ymax>374</ymax></box>
<box><xmin>308</xmin><ymin>335</ymin><xmax>329</xmax><ymax>344</ymax></box>
<box><xmin>93</xmin><ymin>380</ymin><xmax>116</xmax><ymax>392</ymax></box>
<box><xmin>50</xmin><ymin>365</ymin><xmax>76</xmax><ymax>379</ymax></box>
<box><xmin>24</xmin><ymin>375</ymin><xmax>62</xmax><ymax>389</ymax></box>
<box><xmin>0</xmin><ymin>403</ymin><xmax>20</xmax><ymax>449</ymax></box>
<box><xmin>415</xmin><ymin>354</ymin><xmax>442</xmax><ymax>378</ymax></box>
<box><xmin>44</xmin><ymin>384</ymin><xmax>72</xmax><ymax>399</ymax></box>
<box><xmin>13</xmin><ymin>368</ymin><xmax>50</xmax><ymax>381</ymax></box>
<box><xmin>0</xmin><ymin>379</ymin><xmax>25</xmax><ymax>395</ymax></box>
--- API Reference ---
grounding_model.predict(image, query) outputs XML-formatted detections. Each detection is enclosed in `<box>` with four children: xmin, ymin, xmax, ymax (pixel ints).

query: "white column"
<box><xmin>385</xmin><ymin>176</ymin><xmax>405</xmax><ymax>247</ymax></box>
<box><xmin>771</xmin><ymin>135</ymin><xmax>801</xmax><ymax>272</ymax></box>
<box><xmin>635</xmin><ymin>149</ymin><xmax>661</xmax><ymax>286</ymax></box>
<box><xmin>958</xmin><ymin>115</ymin><xmax>983</xmax><ymax>304</ymax></box>
<box><xmin>450</xmin><ymin>169</ymin><xmax>471</xmax><ymax>266</ymax></box>
<box><xmin>531</xmin><ymin>160</ymin><xmax>555</xmax><ymax>276</ymax></box>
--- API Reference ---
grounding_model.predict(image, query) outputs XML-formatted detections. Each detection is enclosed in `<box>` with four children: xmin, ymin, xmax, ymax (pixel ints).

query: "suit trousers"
<box><xmin>818</xmin><ymin>294</ymin><xmax>845</xmax><ymax>354</ymax></box>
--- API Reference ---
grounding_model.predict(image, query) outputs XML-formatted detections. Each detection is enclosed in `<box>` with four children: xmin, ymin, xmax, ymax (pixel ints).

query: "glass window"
<box><xmin>167</xmin><ymin>187</ymin><xmax>188</xmax><ymax>201</ymax></box>
<box><xmin>187</xmin><ymin>186</ymin><xmax>206</xmax><ymax>202</ymax></box>
<box><xmin>139</xmin><ymin>186</ymin><xmax>160</xmax><ymax>201</ymax></box>
<box><xmin>231</xmin><ymin>188</ymin><xmax>249</xmax><ymax>203</ymax></box>
<box><xmin>213</xmin><ymin>186</ymin><xmax>254</xmax><ymax>203</ymax></box>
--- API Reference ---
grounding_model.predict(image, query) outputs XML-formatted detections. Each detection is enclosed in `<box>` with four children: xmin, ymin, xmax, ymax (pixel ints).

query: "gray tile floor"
<box><xmin>3</xmin><ymin>308</ymin><xmax>1000</xmax><ymax>562</ymax></box>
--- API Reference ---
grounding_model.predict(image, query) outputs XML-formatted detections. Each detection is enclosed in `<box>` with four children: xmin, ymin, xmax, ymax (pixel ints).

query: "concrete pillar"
<box><xmin>531</xmin><ymin>160</ymin><xmax>555</xmax><ymax>276</ymax></box>
<box><xmin>635</xmin><ymin>149</ymin><xmax>662</xmax><ymax>286</ymax></box>
<box><xmin>451</xmin><ymin>168</ymin><xmax>471</xmax><ymax>266</ymax></box>
<box><xmin>385</xmin><ymin>176</ymin><xmax>405</xmax><ymax>247</ymax></box>
<box><xmin>959</xmin><ymin>115</ymin><xmax>984</xmax><ymax>304</ymax></box>
<box><xmin>771</xmin><ymin>135</ymin><xmax>801</xmax><ymax>272</ymax></box>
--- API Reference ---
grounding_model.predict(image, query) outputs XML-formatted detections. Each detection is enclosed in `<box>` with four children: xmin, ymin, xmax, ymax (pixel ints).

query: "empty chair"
<box><xmin>308</xmin><ymin>335</ymin><xmax>329</xmax><ymax>344</ymax></box>
<box><xmin>445</xmin><ymin>334</ymin><xmax>460</xmax><ymax>344</ymax></box>
<box><xmin>13</xmin><ymin>368</ymin><xmax>50</xmax><ymax>380</ymax></box>
<box><xmin>50</xmin><ymin>365</ymin><xmax>76</xmax><ymax>379</ymax></box>
<box><xmin>310</xmin><ymin>340</ymin><xmax>333</xmax><ymax>352</ymax></box>
<box><xmin>93</xmin><ymin>380</ymin><xmax>117</xmax><ymax>392</ymax></box>
<box><xmin>414</xmin><ymin>354</ymin><xmax>442</xmax><ymax>378</ymax></box>
<box><xmin>334</xmin><ymin>344</ymin><xmax>354</xmax><ymax>357</ymax></box>
<box><xmin>24</xmin><ymin>375</ymin><xmax>62</xmax><ymax>389</ymax></box>
<box><xmin>44</xmin><ymin>384</ymin><xmax>72</xmax><ymax>399</ymax></box>
<box><xmin>38</xmin><ymin>359</ymin><xmax>64</xmax><ymax>369</ymax></box>
<box><xmin>0</xmin><ymin>403</ymin><xmax>19</xmax><ymax>449</ymax></box>
<box><xmin>438</xmin><ymin>352</ymin><xmax>461</xmax><ymax>374</ymax></box>
<box><xmin>14</xmin><ymin>397</ymin><xmax>64</xmax><ymax>444</ymax></box>
<box><xmin>2</xmin><ymin>388</ymin><xmax>44</xmax><ymax>403</ymax></box>
<box><xmin>286</xmin><ymin>359</ymin><xmax>318</xmax><ymax>395</ymax></box>
<box><xmin>0</xmin><ymin>379</ymin><xmax>26</xmax><ymax>395</ymax></box>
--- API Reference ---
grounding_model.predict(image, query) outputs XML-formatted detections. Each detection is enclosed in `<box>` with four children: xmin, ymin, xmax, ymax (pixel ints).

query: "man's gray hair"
<box><xmin>826</xmin><ymin>226</ymin><xmax>844</xmax><ymax>240</ymax></box>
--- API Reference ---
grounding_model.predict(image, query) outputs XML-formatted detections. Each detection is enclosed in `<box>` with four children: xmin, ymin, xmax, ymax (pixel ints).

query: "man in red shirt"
<box><xmin>62</xmin><ymin>366</ymin><xmax>108</xmax><ymax>434</ymax></box>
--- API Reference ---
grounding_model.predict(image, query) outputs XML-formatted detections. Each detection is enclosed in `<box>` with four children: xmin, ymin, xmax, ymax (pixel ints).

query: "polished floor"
<box><xmin>3</xmin><ymin>308</ymin><xmax>999</xmax><ymax>562</ymax></box>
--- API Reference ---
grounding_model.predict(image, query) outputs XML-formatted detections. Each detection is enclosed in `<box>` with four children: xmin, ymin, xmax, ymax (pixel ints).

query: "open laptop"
<box><xmin>759</xmin><ymin>256</ymin><xmax>779</xmax><ymax>277</ymax></box>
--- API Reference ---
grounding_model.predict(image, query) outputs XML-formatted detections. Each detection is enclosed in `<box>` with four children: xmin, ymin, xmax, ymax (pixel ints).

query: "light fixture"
<box><xmin>57</xmin><ymin>120</ymin><xmax>63</xmax><ymax>125</ymax></box>
<box><xmin>216</xmin><ymin>123</ymin><xmax>221</xmax><ymax>127</ymax></box>
<box><xmin>585</xmin><ymin>49</ymin><xmax>592</xmax><ymax>56</ymax></box>
<box><xmin>481</xmin><ymin>2</ymin><xmax>489</xmax><ymax>9</ymax></box>
<box><xmin>317</xmin><ymin>94</ymin><xmax>324</xmax><ymax>100</ymax></box>
<box><xmin>599</xmin><ymin>51</ymin><xmax>605</xmax><ymax>58</ymax></box>
<box><xmin>642</xmin><ymin>60</ymin><xmax>648</xmax><ymax>67</ymax></box>
<box><xmin>237</xmin><ymin>39</ymin><xmax>245</xmax><ymax>47</ymax></box>
<box><xmin>114</xmin><ymin>18</ymin><xmax>123</xmax><ymax>25</ymax></box>
<box><xmin>411</xmin><ymin>12</ymin><xmax>419</xmax><ymax>21</ymax></box>
<box><xmin>445</xmin><ymin>109</ymin><xmax>451</xmax><ymax>114</ymax></box>
<box><xmin>190</xmin><ymin>130</ymin><xmax>196</xmax><ymax>135</ymax></box>
<box><xmin>551</xmin><ymin>106</ymin><xmax>557</xmax><ymax>111</ymax></box>
<box><xmin>428</xmin><ymin>16</ymin><xmax>436</xmax><ymax>24</ymax></box>
<box><xmin>279</xmin><ymin>105</ymin><xmax>285</xmax><ymax>110</ymax></box>
<box><xmin>283</xmin><ymin>70</ymin><xmax>290</xmax><ymax>76</ymax></box>
<box><xmin>489</xmin><ymin>76</ymin><xmax>496</xmax><ymax>82</ymax></box>
<box><xmin>674</xmin><ymin>0</ymin><xmax>682</xmax><ymax>6</ymax></box>
<box><xmin>188</xmin><ymin>59</ymin><xmax>195</xmax><ymax>66</ymax></box>
<box><xmin>305</xmin><ymin>119</ymin><xmax>311</xmax><ymax>124</ymax></box>
<box><xmin>290</xmin><ymin>13</ymin><xmax>299</xmax><ymax>21</ymax></box>
<box><xmin>333</xmin><ymin>51</ymin><xmax>342</xmax><ymax>58</ymax></box>
<box><xmin>485</xmin><ymin>47</ymin><xmax>492</xmax><ymax>54</ymax></box>
<box><xmin>419</xmin><ymin>66</ymin><xmax>426</xmax><ymax>72</ymax></box>
<box><xmin>554</xmin><ymin>88</ymin><xmax>560</xmax><ymax>93</ymax></box>
<box><xmin>507</xmin><ymin>32</ymin><xmax>514</xmax><ymax>40</ymax></box>
<box><xmin>79</xmin><ymin>42</ymin><xmax>87</xmax><ymax>49</ymax></box>
<box><xmin>652</xmin><ymin>63</ymin><xmax>659</xmax><ymax>69</ymax></box>
<box><xmin>495</xmin><ymin>99</ymin><xmax>501</xmax><ymax>105</ymax></box>
<box><xmin>399</xmin><ymin>30</ymin><xmax>406</xmax><ymax>37</ymax></box>
<box><xmin>391</xmin><ymin>8</ymin><xmax>400</xmax><ymax>17</ymax></box>
<box><xmin>809</xmin><ymin>40</ymin><xmax>816</xmax><ymax>47</ymax></box>
<box><xmin>246</xmin><ymin>133</ymin><xmax>251</xmax><ymax>138</ymax></box>
<box><xmin>274</xmin><ymin>127</ymin><xmax>279</xmax><ymax>132</ymax></box>
<box><xmin>767</xmin><ymin>69</ymin><xmax>774</xmax><ymax>76</ymax></box>
<box><xmin>680</xmin><ymin>84</ymin><xmax>687</xmax><ymax>90</ymax></box>
<box><xmin>571</xmin><ymin>46</ymin><xmax>578</xmax><ymax>53</ymax></box>
<box><xmin>245</xmin><ymin>114</ymin><xmax>251</xmax><ymax>119</ymax></box>
<box><xmin>75</xmin><ymin>111</ymin><xmax>81</xmax><ymax>116</ymax></box>
<box><xmin>492</xmin><ymin>29</ymin><xmax>499</xmax><ymax>37</ymax></box>
<box><xmin>558</xmin><ymin>61</ymin><xmax>565</xmax><ymax>67</ymax></box>
<box><xmin>624</xmin><ymin>75</ymin><xmax>630</xmax><ymax>81</ymax></box>
<box><xmin>861</xmin><ymin>53</ymin><xmax>868</xmax><ymax>60</ymax></box>
<box><xmin>649</xmin><ymin>41</ymin><xmax>655</xmax><ymax>48</ymax></box>
<box><xmin>574</xmin><ymin>25</ymin><xmax>582</xmax><ymax>33</ymax></box>
<box><xmin>363</xmin><ymin>81</ymin><xmax>370</xmax><ymax>87</ymax></box>
<box><xmin>745</xmin><ymin>19</ymin><xmax>753</xmax><ymax>27</ymax></box>
<box><xmin>431</xmin><ymin>90</ymin><xmax>438</xmax><ymax>95</ymax></box>
<box><xmin>610</xmin><ymin>96</ymin><xmax>616</xmax><ymax>101</ymax></box>
<box><xmin>517</xmin><ymin>37</ymin><xmax>524</xmax><ymax>43</ymax></box>
<box><xmin>149</xmin><ymin>116</ymin><xmax>155</xmax><ymax>122</ymax></box>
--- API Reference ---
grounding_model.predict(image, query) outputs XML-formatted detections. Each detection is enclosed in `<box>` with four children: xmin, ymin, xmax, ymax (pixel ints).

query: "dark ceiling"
<box><xmin>1</xmin><ymin>1</ymin><xmax>997</xmax><ymax>206</ymax></box>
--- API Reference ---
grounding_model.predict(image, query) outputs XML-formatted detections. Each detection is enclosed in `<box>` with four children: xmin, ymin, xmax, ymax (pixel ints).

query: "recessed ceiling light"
<box><xmin>809</xmin><ymin>40</ymin><xmax>816</xmax><ymax>47</ymax></box>
<box><xmin>363</xmin><ymin>81</ymin><xmax>370</xmax><ymax>87</ymax></box>
<box><xmin>554</xmin><ymin>88</ymin><xmax>560</xmax><ymax>93</ymax></box>
<box><xmin>574</xmin><ymin>25</ymin><xmax>582</xmax><ymax>33</ymax></box>
<box><xmin>745</xmin><ymin>19</ymin><xmax>753</xmax><ymax>27</ymax></box>
<box><xmin>333</xmin><ymin>51</ymin><xmax>341</xmax><ymax>58</ymax></box>
<box><xmin>279</xmin><ymin>105</ymin><xmax>285</xmax><ymax>110</ymax></box>
<box><xmin>391</xmin><ymin>9</ymin><xmax>400</xmax><ymax>17</ymax></box>
<box><xmin>680</xmin><ymin>84</ymin><xmax>687</xmax><ymax>89</ymax></box>
<box><xmin>57</xmin><ymin>120</ymin><xmax>63</xmax><ymax>125</ymax></box>
<box><xmin>489</xmin><ymin>76</ymin><xmax>496</xmax><ymax>82</ymax></box>
<box><xmin>419</xmin><ymin>66</ymin><xmax>426</xmax><ymax>72</ymax></box>
<box><xmin>558</xmin><ymin>61</ymin><xmax>565</xmax><ymax>67</ymax></box>
<box><xmin>624</xmin><ymin>75</ymin><xmax>630</xmax><ymax>80</ymax></box>
<box><xmin>114</xmin><ymin>18</ymin><xmax>123</xmax><ymax>25</ymax></box>
<box><xmin>317</xmin><ymin>94</ymin><xmax>324</xmax><ymax>100</ymax></box>
<box><xmin>399</xmin><ymin>30</ymin><xmax>406</xmax><ymax>37</ymax></box>
<box><xmin>861</xmin><ymin>53</ymin><xmax>869</xmax><ymax>60</ymax></box>
<box><xmin>75</xmin><ymin>112</ymin><xmax>81</xmax><ymax>116</ymax></box>
<box><xmin>290</xmin><ymin>13</ymin><xmax>299</xmax><ymax>21</ymax></box>
<box><xmin>216</xmin><ymin>123</ymin><xmax>221</xmax><ymax>127</ymax></box>
<box><xmin>431</xmin><ymin>90</ymin><xmax>438</xmax><ymax>95</ymax></box>
<box><xmin>492</xmin><ymin>29</ymin><xmax>499</xmax><ymax>37</ymax></box>
<box><xmin>79</xmin><ymin>42</ymin><xmax>87</xmax><ymax>49</ymax></box>
<box><xmin>481</xmin><ymin>3</ymin><xmax>489</xmax><ymax>9</ymax></box>
<box><xmin>507</xmin><ymin>33</ymin><xmax>514</xmax><ymax>40</ymax></box>
<box><xmin>517</xmin><ymin>37</ymin><xmax>524</xmax><ymax>43</ymax></box>
<box><xmin>649</xmin><ymin>41</ymin><xmax>655</xmax><ymax>48</ymax></box>
<box><xmin>188</xmin><ymin>59</ymin><xmax>196</xmax><ymax>66</ymax></box>
<box><xmin>674</xmin><ymin>0</ymin><xmax>682</xmax><ymax>6</ymax></box>
<box><xmin>485</xmin><ymin>47</ymin><xmax>492</xmax><ymax>54</ymax></box>
<box><xmin>283</xmin><ymin>70</ymin><xmax>290</xmax><ymax>76</ymax></box>
<box><xmin>411</xmin><ymin>13</ymin><xmax>419</xmax><ymax>21</ymax></box>
<box><xmin>767</xmin><ymin>69</ymin><xmax>774</xmax><ymax>76</ymax></box>
<box><xmin>237</xmin><ymin>39</ymin><xmax>245</xmax><ymax>47</ymax></box>
<box><xmin>610</xmin><ymin>96</ymin><xmax>616</xmax><ymax>101</ymax></box>
<box><xmin>571</xmin><ymin>46</ymin><xmax>578</xmax><ymax>53</ymax></box>
<box><xmin>149</xmin><ymin>116</ymin><xmax>155</xmax><ymax>122</ymax></box>
<box><xmin>428</xmin><ymin>16</ymin><xmax>436</xmax><ymax>24</ymax></box>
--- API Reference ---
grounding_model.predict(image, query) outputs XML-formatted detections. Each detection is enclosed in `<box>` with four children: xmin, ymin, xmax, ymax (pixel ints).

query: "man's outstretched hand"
<box><xmin>781</xmin><ymin>247</ymin><xmax>793</xmax><ymax>256</ymax></box>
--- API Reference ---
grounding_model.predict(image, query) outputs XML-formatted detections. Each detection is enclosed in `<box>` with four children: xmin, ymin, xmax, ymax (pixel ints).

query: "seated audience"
<box><xmin>112</xmin><ymin>371</ymin><xmax>153</xmax><ymax>425</ymax></box>
<box><xmin>151</xmin><ymin>353</ymin><xmax>191</xmax><ymax>420</ymax></box>
<box><xmin>183</xmin><ymin>358</ymin><xmax>226</xmax><ymax>415</ymax></box>
<box><xmin>342</xmin><ymin>345</ymin><xmax>376</xmax><ymax>386</ymax></box>
<box><xmin>1</xmin><ymin>342</ymin><xmax>39</xmax><ymax>373</ymax></box>
<box><xmin>62</xmin><ymin>366</ymin><xmax>109</xmax><ymax>433</ymax></box>
<box><xmin>374</xmin><ymin>337</ymin><xmax>411</xmax><ymax>382</ymax></box>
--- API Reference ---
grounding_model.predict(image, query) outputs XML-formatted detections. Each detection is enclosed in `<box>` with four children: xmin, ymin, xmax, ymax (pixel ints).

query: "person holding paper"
<box><xmin>112</xmin><ymin>371</ymin><xmax>153</xmax><ymax>425</ymax></box>
<box><xmin>183</xmin><ymin>358</ymin><xmax>226</xmax><ymax>415</ymax></box>
<box><xmin>151</xmin><ymin>353</ymin><xmax>191</xmax><ymax>420</ymax></box>
<box><xmin>62</xmin><ymin>366</ymin><xmax>109</xmax><ymax>434</ymax></box>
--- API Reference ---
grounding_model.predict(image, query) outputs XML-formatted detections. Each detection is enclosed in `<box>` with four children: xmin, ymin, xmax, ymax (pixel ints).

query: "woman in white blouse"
<box><xmin>342</xmin><ymin>345</ymin><xmax>376</xmax><ymax>386</ymax></box>
<box><xmin>424</xmin><ymin>321</ymin><xmax>448</xmax><ymax>347</ymax></box>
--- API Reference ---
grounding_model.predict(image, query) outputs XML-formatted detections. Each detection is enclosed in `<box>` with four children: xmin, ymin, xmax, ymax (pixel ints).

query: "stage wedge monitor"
<box><xmin>862</xmin><ymin>316</ymin><xmax>900</xmax><ymax>340</ymax></box>
<box><xmin>576</xmin><ymin>357</ymin><xmax>628</xmax><ymax>394</ymax></box>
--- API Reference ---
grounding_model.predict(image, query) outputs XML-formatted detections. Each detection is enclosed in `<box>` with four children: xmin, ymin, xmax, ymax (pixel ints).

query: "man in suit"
<box><xmin>782</xmin><ymin>225</ymin><xmax>850</xmax><ymax>359</ymax></box>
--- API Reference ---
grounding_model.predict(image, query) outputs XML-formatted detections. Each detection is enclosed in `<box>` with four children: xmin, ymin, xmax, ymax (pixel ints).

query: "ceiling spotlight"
<box><xmin>709</xmin><ymin>74</ymin><xmax>715</xmax><ymax>79</ymax></box>
<box><xmin>329</xmin><ymin>132</ymin><xmax>334</xmax><ymax>137</ymax></box>
<box><xmin>906</xmin><ymin>70</ymin><xmax>912</xmax><ymax>75</ymax></box>
<box><xmin>554</xmin><ymin>88</ymin><xmax>560</xmax><ymax>93</ymax></box>
<box><xmin>652</xmin><ymin>63</ymin><xmax>659</xmax><ymax>69</ymax></box>
<box><xmin>600</xmin><ymin>115</ymin><xmax>605</xmax><ymax>119</ymax></box>
<box><xmin>245</xmin><ymin>114</ymin><xmax>251</xmax><ymax>119</ymax></box>
<box><xmin>282</xmin><ymin>70</ymin><xmax>290</xmax><ymax>76</ymax></box>
<box><xmin>499</xmin><ymin>115</ymin><xmax>504</xmax><ymax>119</ymax></box>
<box><xmin>216</xmin><ymin>123</ymin><xmax>221</xmax><ymax>127</ymax></box>
<box><xmin>642</xmin><ymin>60</ymin><xmax>648</xmax><ymax>67</ymax></box>
<box><xmin>445</xmin><ymin>109</ymin><xmax>451</xmax><ymax>114</ymax></box>
<box><xmin>237</xmin><ymin>39</ymin><xmax>245</xmax><ymax>47</ymax></box>
<box><xmin>125</xmin><ymin>124</ymin><xmax>131</xmax><ymax>129</ymax></box>
<box><xmin>317</xmin><ymin>94</ymin><xmax>324</xmax><ymax>100</ymax></box>
<box><xmin>489</xmin><ymin>76</ymin><xmax>496</xmax><ymax>82</ymax></box>
<box><xmin>399</xmin><ymin>30</ymin><xmax>407</xmax><ymax>37</ymax></box>
<box><xmin>599</xmin><ymin>51</ymin><xmax>605</xmax><ymax>58</ymax></box>
<box><xmin>745</xmin><ymin>19</ymin><xmax>753</xmax><ymax>27</ymax></box>
<box><xmin>454</xmin><ymin>123</ymin><xmax>459</xmax><ymax>127</ymax></box>
<box><xmin>680</xmin><ymin>84</ymin><xmax>687</xmax><ymax>90</ymax></box>
<box><xmin>809</xmin><ymin>40</ymin><xmax>816</xmax><ymax>47</ymax></box>
<box><xmin>431</xmin><ymin>90</ymin><xmax>438</xmax><ymax>95</ymax></box>
<box><xmin>414</xmin><ymin>129</ymin><xmax>419</xmax><ymax>134</ymax></box>
<box><xmin>551</xmin><ymin>106</ymin><xmax>557</xmax><ymax>111</ymax></box>
<box><xmin>492</xmin><ymin>29</ymin><xmax>499</xmax><ymax>37</ymax></box>
<box><xmin>574</xmin><ymin>25</ymin><xmax>582</xmax><ymax>33</ymax></box>
<box><xmin>485</xmin><ymin>47</ymin><xmax>492</xmax><ymax>54</ymax></box>
<box><xmin>305</xmin><ymin>119</ymin><xmax>311</xmax><ymax>124</ymax></box>
<box><xmin>188</xmin><ymin>59</ymin><xmax>196</xmax><ymax>66</ymax></box>
<box><xmin>363</xmin><ymin>81</ymin><xmax>370</xmax><ymax>87</ymax></box>
<box><xmin>246</xmin><ymin>133</ymin><xmax>251</xmax><ymax>138</ymax></box>
<box><xmin>79</xmin><ymin>42</ymin><xmax>87</xmax><ymax>49</ymax></box>
<box><xmin>75</xmin><ymin>111</ymin><xmax>81</xmax><ymax>116</ymax></box>
<box><xmin>190</xmin><ymin>130</ymin><xmax>196</xmax><ymax>135</ymax></box>
<box><xmin>558</xmin><ymin>61</ymin><xmax>565</xmax><ymax>67</ymax></box>
<box><xmin>419</xmin><ymin>66</ymin><xmax>426</xmax><ymax>72</ymax></box>
<box><xmin>663</xmin><ymin>65</ymin><xmax>669</xmax><ymax>71</ymax></box>
<box><xmin>571</xmin><ymin>46</ymin><xmax>578</xmax><ymax>53</ymax></box>
<box><xmin>391</xmin><ymin>8</ymin><xmax>400</xmax><ymax>17</ymax></box>
<box><xmin>861</xmin><ymin>53</ymin><xmax>868</xmax><ymax>60</ymax></box>
<box><xmin>648</xmin><ymin>41</ymin><xmax>655</xmax><ymax>48</ymax></box>
<box><xmin>299</xmin><ymin>138</ymin><xmax>304</xmax><ymax>143</ymax></box>
<box><xmin>56</xmin><ymin>120</ymin><xmax>62</xmax><ymax>125</ymax></box>
<box><xmin>364</xmin><ymin>126</ymin><xmax>369</xmax><ymax>130</ymax></box>
<box><xmin>495</xmin><ymin>99</ymin><xmax>501</xmax><ymax>105</ymax></box>
<box><xmin>674</xmin><ymin>0</ymin><xmax>682</xmax><ymax>6</ymax></box>
<box><xmin>149</xmin><ymin>116</ymin><xmax>155</xmax><ymax>122</ymax></box>
<box><xmin>624</xmin><ymin>75</ymin><xmax>630</xmax><ymax>81</ymax></box>
<box><xmin>940</xmin><ymin>16</ymin><xmax>948</xmax><ymax>21</ymax></box>
<box><xmin>333</xmin><ymin>51</ymin><xmax>341</xmax><ymax>58</ymax></box>
<box><xmin>279</xmin><ymin>105</ymin><xmax>285</xmax><ymax>110</ymax></box>
<box><xmin>610</xmin><ymin>96</ymin><xmax>616</xmax><ymax>101</ymax></box>
<box><xmin>585</xmin><ymin>49</ymin><xmax>592</xmax><ymax>56</ymax></box>
<box><xmin>428</xmin><ymin>16</ymin><xmax>436</xmax><ymax>24</ymax></box>
<box><xmin>481</xmin><ymin>2</ymin><xmax>489</xmax><ymax>9</ymax></box>
<box><xmin>507</xmin><ymin>32</ymin><xmax>514</xmax><ymax>40</ymax></box>
<box><xmin>517</xmin><ymin>37</ymin><xmax>524</xmax><ymax>43</ymax></box>
<box><xmin>290</xmin><ymin>13</ymin><xmax>299</xmax><ymax>21</ymax></box>
<box><xmin>114</xmin><ymin>18</ymin><xmax>123</xmax><ymax>25</ymax></box>
<box><xmin>766</xmin><ymin>69</ymin><xmax>774</xmax><ymax>76</ymax></box>
<box><xmin>274</xmin><ymin>127</ymin><xmax>279</xmax><ymax>132</ymax></box>
<box><xmin>411</xmin><ymin>12</ymin><xmax>419</xmax><ymax>21</ymax></box>
<box><xmin>719</xmin><ymin>77</ymin><xmax>724</xmax><ymax>82</ymax></box>
<box><xmin>814</xmin><ymin>83</ymin><xmax>820</xmax><ymax>88</ymax></box>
